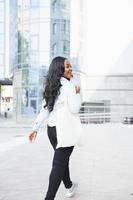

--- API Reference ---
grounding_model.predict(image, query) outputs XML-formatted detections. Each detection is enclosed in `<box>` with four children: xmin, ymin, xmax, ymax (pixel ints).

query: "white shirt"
<box><xmin>32</xmin><ymin>77</ymin><xmax>81</xmax><ymax>147</ymax></box>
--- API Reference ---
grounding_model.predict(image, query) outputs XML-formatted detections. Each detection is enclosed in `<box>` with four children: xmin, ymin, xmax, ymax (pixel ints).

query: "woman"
<box><xmin>29</xmin><ymin>56</ymin><xmax>81</xmax><ymax>200</ymax></box>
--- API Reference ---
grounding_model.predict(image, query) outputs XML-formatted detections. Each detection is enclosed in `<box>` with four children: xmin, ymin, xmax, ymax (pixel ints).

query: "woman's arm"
<box><xmin>66</xmin><ymin>83</ymin><xmax>81</xmax><ymax>114</ymax></box>
<box><xmin>29</xmin><ymin>101</ymin><xmax>49</xmax><ymax>142</ymax></box>
<box><xmin>32</xmin><ymin>103</ymin><xmax>49</xmax><ymax>132</ymax></box>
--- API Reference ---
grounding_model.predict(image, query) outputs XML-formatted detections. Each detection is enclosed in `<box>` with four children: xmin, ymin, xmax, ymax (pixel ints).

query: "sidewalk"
<box><xmin>0</xmin><ymin>122</ymin><xmax>133</xmax><ymax>200</ymax></box>
<box><xmin>0</xmin><ymin>116</ymin><xmax>34</xmax><ymax>128</ymax></box>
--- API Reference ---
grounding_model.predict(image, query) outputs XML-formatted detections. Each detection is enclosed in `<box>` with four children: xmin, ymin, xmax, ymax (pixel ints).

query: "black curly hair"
<box><xmin>43</xmin><ymin>56</ymin><xmax>67</xmax><ymax>112</ymax></box>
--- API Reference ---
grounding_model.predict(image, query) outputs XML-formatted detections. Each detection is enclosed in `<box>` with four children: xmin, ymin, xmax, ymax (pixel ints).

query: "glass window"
<box><xmin>30</xmin><ymin>35</ymin><xmax>39</xmax><ymax>51</ymax></box>
<box><xmin>22</xmin><ymin>0</ymin><xmax>30</xmax><ymax>9</ymax></box>
<box><xmin>29</xmin><ymin>87</ymin><xmax>37</xmax><ymax>97</ymax></box>
<box><xmin>53</xmin><ymin>23</ymin><xmax>57</xmax><ymax>34</ymax></box>
<box><xmin>22</xmin><ymin>69</ymin><xmax>29</xmax><ymax>86</ymax></box>
<box><xmin>29</xmin><ymin>69</ymin><xmax>39</xmax><ymax>84</ymax></box>
<box><xmin>23</xmin><ymin>9</ymin><xmax>30</xmax><ymax>22</ymax></box>
<box><xmin>0</xmin><ymin>1</ymin><xmax>4</xmax><ymax>12</ymax></box>
<box><xmin>0</xmin><ymin>22</ymin><xmax>4</xmax><ymax>34</ymax></box>
<box><xmin>0</xmin><ymin>70</ymin><xmax>4</xmax><ymax>79</ymax></box>
<box><xmin>0</xmin><ymin>36</ymin><xmax>4</xmax><ymax>52</ymax></box>
<box><xmin>22</xmin><ymin>88</ymin><xmax>28</xmax><ymax>107</ymax></box>
<box><xmin>30</xmin><ymin>9</ymin><xmax>39</xmax><ymax>19</ymax></box>
<box><xmin>0</xmin><ymin>2</ymin><xmax>4</xmax><ymax>22</ymax></box>
<box><xmin>52</xmin><ymin>43</ymin><xmax>57</xmax><ymax>55</ymax></box>
<box><xmin>63</xmin><ymin>40</ymin><xmax>69</xmax><ymax>54</ymax></box>
<box><xmin>30</xmin><ymin>23</ymin><xmax>39</xmax><ymax>34</ymax></box>
<box><xmin>52</xmin><ymin>0</ymin><xmax>57</xmax><ymax>11</ymax></box>
<box><xmin>61</xmin><ymin>19</ymin><xmax>69</xmax><ymax>33</ymax></box>
<box><xmin>30</xmin><ymin>51</ymin><xmax>39</xmax><ymax>65</ymax></box>
<box><xmin>0</xmin><ymin>54</ymin><xmax>3</xmax><ymax>65</ymax></box>
<box><xmin>30</xmin><ymin>0</ymin><xmax>40</xmax><ymax>7</ymax></box>
<box><xmin>62</xmin><ymin>19</ymin><xmax>67</xmax><ymax>33</ymax></box>
<box><xmin>40</xmin><ymin>0</ymin><xmax>47</xmax><ymax>6</ymax></box>
<box><xmin>30</xmin><ymin>99</ymin><xmax>37</xmax><ymax>113</ymax></box>
<box><xmin>63</xmin><ymin>44</ymin><xmax>67</xmax><ymax>53</ymax></box>
<box><xmin>60</xmin><ymin>0</ymin><xmax>67</xmax><ymax>9</ymax></box>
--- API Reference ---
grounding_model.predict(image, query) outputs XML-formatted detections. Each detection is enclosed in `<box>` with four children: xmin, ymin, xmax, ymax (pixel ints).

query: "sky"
<box><xmin>71</xmin><ymin>0</ymin><xmax>133</xmax><ymax>74</ymax></box>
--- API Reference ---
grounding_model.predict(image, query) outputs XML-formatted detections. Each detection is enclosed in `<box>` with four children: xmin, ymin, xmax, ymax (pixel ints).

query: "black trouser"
<box><xmin>45</xmin><ymin>126</ymin><xmax>74</xmax><ymax>200</ymax></box>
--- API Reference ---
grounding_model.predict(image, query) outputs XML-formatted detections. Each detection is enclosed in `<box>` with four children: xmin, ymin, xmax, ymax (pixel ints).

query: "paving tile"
<box><xmin>0</xmin><ymin>123</ymin><xmax>133</xmax><ymax>199</ymax></box>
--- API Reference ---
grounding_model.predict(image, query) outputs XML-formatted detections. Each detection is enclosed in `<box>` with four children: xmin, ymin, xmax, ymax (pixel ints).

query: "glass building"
<box><xmin>10</xmin><ymin>0</ymin><xmax>18</xmax><ymax>76</ymax></box>
<box><xmin>50</xmin><ymin>0</ymin><xmax>70</xmax><ymax>59</ymax></box>
<box><xmin>0</xmin><ymin>0</ymin><xmax>10</xmax><ymax>79</ymax></box>
<box><xmin>0</xmin><ymin>0</ymin><xmax>17</xmax><ymax>116</ymax></box>
<box><xmin>0</xmin><ymin>0</ymin><xmax>5</xmax><ymax>79</ymax></box>
<box><xmin>13</xmin><ymin>0</ymin><xmax>70</xmax><ymax>119</ymax></box>
<box><xmin>0</xmin><ymin>0</ymin><xmax>17</xmax><ymax>79</ymax></box>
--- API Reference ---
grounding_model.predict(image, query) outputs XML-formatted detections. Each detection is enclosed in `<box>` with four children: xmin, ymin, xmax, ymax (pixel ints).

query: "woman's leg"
<box><xmin>46</xmin><ymin>126</ymin><xmax>73</xmax><ymax>200</ymax></box>
<box><xmin>47</xmin><ymin>126</ymin><xmax>73</xmax><ymax>189</ymax></box>
<box><xmin>47</xmin><ymin>126</ymin><xmax>57</xmax><ymax>150</ymax></box>
<box><xmin>44</xmin><ymin>146</ymin><xmax>74</xmax><ymax>200</ymax></box>
<box><xmin>63</xmin><ymin>161</ymin><xmax>73</xmax><ymax>188</ymax></box>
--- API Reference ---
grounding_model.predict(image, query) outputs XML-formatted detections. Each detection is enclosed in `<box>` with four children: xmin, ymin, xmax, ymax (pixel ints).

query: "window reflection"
<box><xmin>0</xmin><ymin>1</ymin><xmax>4</xmax><ymax>17</ymax></box>
<box><xmin>30</xmin><ymin>23</ymin><xmax>39</xmax><ymax>34</ymax></box>
<box><xmin>53</xmin><ymin>23</ymin><xmax>57</xmax><ymax>34</ymax></box>
<box><xmin>29</xmin><ymin>87</ymin><xmax>37</xmax><ymax>97</ymax></box>
<box><xmin>30</xmin><ymin>51</ymin><xmax>39</xmax><ymax>66</ymax></box>
<box><xmin>0</xmin><ymin>37</ymin><xmax>4</xmax><ymax>51</ymax></box>
<box><xmin>0</xmin><ymin>22</ymin><xmax>4</xmax><ymax>34</ymax></box>
<box><xmin>52</xmin><ymin>43</ymin><xmax>57</xmax><ymax>55</ymax></box>
<box><xmin>30</xmin><ymin>9</ymin><xmax>39</xmax><ymax>19</ymax></box>
<box><xmin>30</xmin><ymin>0</ymin><xmax>39</xmax><ymax>7</ymax></box>
<box><xmin>52</xmin><ymin>0</ymin><xmax>57</xmax><ymax>11</ymax></box>
<box><xmin>63</xmin><ymin>44</ymin><xmax>67</xmax><ymax>53</ymax></box>
<box><xmin>22</xmin><ymin>88</ymin><xmax>28</xmax><ymax>107</ymax></box>
<box><xmin>30</xmin><ymin>35</ymin><xmax>39</xmax><ymax>51</ymax></box>
<box><xmin>0</xmin><ymin>54</ymin><xmax>3</xmax><ymax>65</ymax></box>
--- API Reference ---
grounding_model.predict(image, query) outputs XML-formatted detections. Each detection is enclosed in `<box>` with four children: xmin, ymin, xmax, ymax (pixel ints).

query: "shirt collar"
<box><xmin>61</xmin><ymin>77</ymin><xmax>70</xmax><ymax>82</ymax></box>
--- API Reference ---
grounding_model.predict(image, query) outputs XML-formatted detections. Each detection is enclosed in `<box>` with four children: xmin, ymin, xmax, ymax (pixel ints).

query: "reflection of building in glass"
<box><xmin>13</xmin><ymin>67</ymin><xmax>47</xmax><ymax>117</ymax></box>
<box><xmin>0</xmin><ymin>0</ymin><xmax>17</xmax><ymax>116</ymax></box>
<box><xmin>0</xmin><ymin>0</ymin><xmax>17</xmax><ymax>78</ymax></box>
<box><xmin>51</xmin><ymin>0</ymin><xmax>70</xmax><ymax>59</ymax></box>
<box><xmin>13</xmin><ymin>0</ymin><xmax>70</xmax><ymax>118</ymax></box>
<box><xmin>17</xmin><ymin>0</ymin><xmax>70</xmax><ymax>68</ymax></box>
<box><xmin>0</xmin><ymin>0</ymin><xmax>5</xmax><ymax>79</ymax></box>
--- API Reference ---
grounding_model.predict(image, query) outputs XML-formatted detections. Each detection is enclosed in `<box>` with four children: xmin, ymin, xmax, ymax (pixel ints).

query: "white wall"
<box><xmin>71</xmin><ymin>0</ymin><xmax>133</xmax><ymax>74</ymax></box>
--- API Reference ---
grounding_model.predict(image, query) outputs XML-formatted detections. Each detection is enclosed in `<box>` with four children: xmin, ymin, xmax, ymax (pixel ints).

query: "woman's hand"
<box><xmin>29</xmin><ymin>131</ymin><xmax>37</xmax><ymax>143</ymax></box>
<box><xmin>75</xmin><ymin>85</ymin><xmax>80</xmax><ymax>94</ymax></box>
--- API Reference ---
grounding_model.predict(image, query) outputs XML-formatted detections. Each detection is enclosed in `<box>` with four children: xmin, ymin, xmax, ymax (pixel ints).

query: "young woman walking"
<box><xmin>29</xmin><ymin>56</ymin><xmax>81</xmax><ymax>200</ymax></box>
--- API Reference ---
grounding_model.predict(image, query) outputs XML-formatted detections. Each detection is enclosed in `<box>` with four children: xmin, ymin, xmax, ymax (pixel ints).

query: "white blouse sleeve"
<box><xmin>66</xmin><ymin>83</ymin><xmax>81</xmax><ymax>114</ymax></box>
<box><xmin>32</xmin><ymin>100</ymin><xmax>49</xmax><ymax>132</ymax></box>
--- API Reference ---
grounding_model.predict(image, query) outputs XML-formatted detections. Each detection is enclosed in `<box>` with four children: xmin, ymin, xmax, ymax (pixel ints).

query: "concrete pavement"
<box><xmin>0</xmin><ymin>119</ymin><xmax>133</xmax><ymax>200</ymax></box>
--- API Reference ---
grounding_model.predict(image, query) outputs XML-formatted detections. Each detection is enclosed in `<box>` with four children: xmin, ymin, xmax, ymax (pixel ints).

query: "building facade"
<box><xmin>50</xmin><ymin>0</ymin><xmax>70</xmax><ymax>59</ymax></box>
<box><xmin>0</xmin><ymin>0</ymin><xmax>17</xmax><ymax>79</ymax></box>
<box><xmin>13</xmin><ymin>0</ymin><xmax>70</xmax><ymax>119</ymax></box>
<box><xmin>80</xmin><ymin>73</ymin><xmax>133</xmax><ymax>123</ymax></box>
<box><xmin>0</xmin><ymin>0</ymin><xmax>17</xmax><ymax>116</ymax></box>
<box><xmin>71</xmin><ymin>0</ymin><xmax>133</xmax><ymax>123</ymax></box>
<box><xmin>0</xmin><ymin>0</ymin><xmax>6</xmax><ymax>79</ymax></box>
<box><xmin>0</xmin><ymin>0</ymin><xmax>8</xmax><ymax>78</ymax></box>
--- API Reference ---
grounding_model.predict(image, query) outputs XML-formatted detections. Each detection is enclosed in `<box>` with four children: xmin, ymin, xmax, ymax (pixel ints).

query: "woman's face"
<box><xmin>63</xmin><ymin>59</ymin><xmax>73</xmax><ymax>79</ymax></box>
